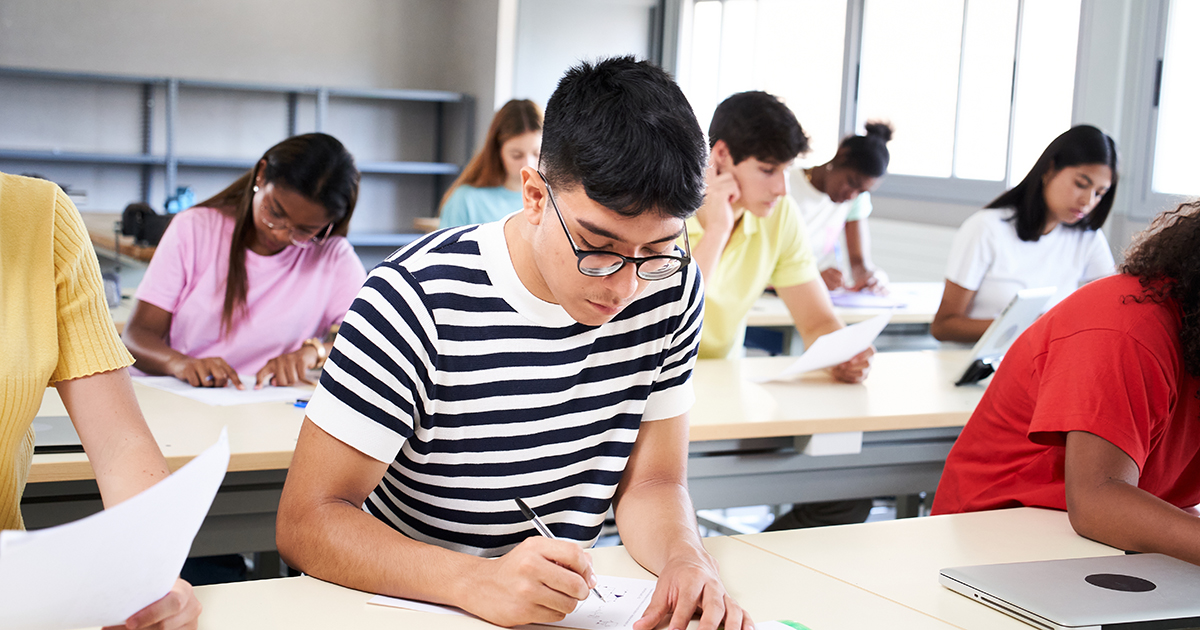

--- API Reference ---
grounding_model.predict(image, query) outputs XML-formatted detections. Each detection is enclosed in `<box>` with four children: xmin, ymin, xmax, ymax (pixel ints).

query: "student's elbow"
<box><xmin>929</xmin><ymin>316</ymin><xmax>954</xmax><ymax>342</ymax></box>
<box><xmin>275</xmin><ymin>482</ymin><xmax>316</xmax><ymax>570</ymax></box>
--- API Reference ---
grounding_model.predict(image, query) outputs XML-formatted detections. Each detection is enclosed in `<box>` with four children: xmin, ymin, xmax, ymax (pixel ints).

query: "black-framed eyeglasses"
<box><xmin>538</xmin><ymin>171</ymin><xmax>691</xmax><ymax>281</ymax></box>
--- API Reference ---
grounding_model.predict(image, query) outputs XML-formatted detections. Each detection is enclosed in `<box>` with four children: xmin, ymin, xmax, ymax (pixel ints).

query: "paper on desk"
<box><xmin>0</xmin><ymin>428</ymin><xmax>229</xmax><ymax>630</ymax></box>
<box><xmin>369</xmin><ymin>574</ymin><xmax>657</xmax><ymax>630</ymax></box>
<box><xmin>134</xmin><ymin>374</ymin><xmax>311</xmax><ymax>406</ymax></box>
<box><xmin>829</xmin><ymin>289</ymin><xmax>906</xmax><ymax>309</ymax></box>
<box><xmin>755</xmin><ymin>312</ymin><xmax>891</xmax><ymax>382</ymax></box>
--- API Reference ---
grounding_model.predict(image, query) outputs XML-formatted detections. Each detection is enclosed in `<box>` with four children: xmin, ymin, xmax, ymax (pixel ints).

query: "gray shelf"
<box><xmin>0</xmin><ymin>65</ymin><xmax>474</xmax><ymax>242</ymax></box>
<box><xmin>0</xmin><ymin>149</ymin><xmax>162</xmax><ymax>166</ymax></box>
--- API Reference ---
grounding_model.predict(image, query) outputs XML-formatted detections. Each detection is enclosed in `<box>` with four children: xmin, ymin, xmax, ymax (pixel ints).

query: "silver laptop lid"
<box><xmin>940</xmin><ymin>554</ymin><xmax>1200</xmax><ymax>630</ymax></box>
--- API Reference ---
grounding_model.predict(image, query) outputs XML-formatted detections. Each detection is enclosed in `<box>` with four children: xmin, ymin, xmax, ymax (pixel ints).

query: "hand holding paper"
<box><xmin>757</xmin><ymin>312</ymin><xmax>891</xmax><ymax>383</ymax></box>
<box><xmin>0</xmin><ymin>430</ymin><xmax>230</xmax><ymax>630</ymax></box>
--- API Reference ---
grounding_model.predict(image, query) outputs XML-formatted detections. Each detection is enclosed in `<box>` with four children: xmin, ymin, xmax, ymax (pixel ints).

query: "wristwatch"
<box><xmin>301</xmin><ymin>337</ymin><xmax>328</xmax><ymax>369</ymax></box>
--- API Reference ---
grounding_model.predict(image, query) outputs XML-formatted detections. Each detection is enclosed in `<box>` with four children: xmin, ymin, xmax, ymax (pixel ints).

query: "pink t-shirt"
<box><xmin>134</xmin><ymin>206</ymin><xmax>367</xmax><ymax>374</ymax></box>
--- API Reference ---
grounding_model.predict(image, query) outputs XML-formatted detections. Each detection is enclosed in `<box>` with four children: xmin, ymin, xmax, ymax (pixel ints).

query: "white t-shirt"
<box><xmin>945</xmin><ymin>208</ymin><xmax>1115</xmax><ymax>320</ymax></box>
<box><xmin>790</xmin><ymin>170</ymin><xmax>873</xmax><ymax>269</ymax></box>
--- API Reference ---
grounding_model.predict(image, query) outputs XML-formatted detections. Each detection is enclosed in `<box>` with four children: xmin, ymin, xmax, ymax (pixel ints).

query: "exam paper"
<box><xmin>369</xmin><ymin>574</ymin><xmax>657</xmax><ymax>630</ymax></box>
<box><xmin>828</xmin><ymin>289</ymin><xmax>906</xmax><ymax>309</ymax></box>
<box><xmin>756</xmin><ymin>312</ymin><xmax>891</xmax><ymax>382</ymax></box>
<box><xmin>134</xmin><ymin>374</ymin><xmax>311</xmax><ymax>406</ymax></box>
<box><xmin>0</xmin><ymin>429</ymin><xmax>229</xmax><ymax>630</ymax></box>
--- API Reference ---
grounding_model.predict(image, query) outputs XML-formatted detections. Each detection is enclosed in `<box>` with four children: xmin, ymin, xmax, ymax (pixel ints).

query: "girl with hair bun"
<box><xmin>795</xmin><ymin>121</ymin><xmax>894</xmax><ymax>294</ymax></box>
<box><xmin>437</xmin><ymin>99</ymin><xmax>542</xmax><ymax>228</ymax></box>
<box><xmin>931</xmin><ymin>125</ymin><xmax>1118</xmax><ymax>343</ymax></box>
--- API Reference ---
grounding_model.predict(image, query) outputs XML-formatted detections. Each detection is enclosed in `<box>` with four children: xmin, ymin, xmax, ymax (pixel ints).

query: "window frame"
<box><xmin>1126</xmin><ymin>0</ymin><xmax>1193</xmax><ymax>221</ymax></box>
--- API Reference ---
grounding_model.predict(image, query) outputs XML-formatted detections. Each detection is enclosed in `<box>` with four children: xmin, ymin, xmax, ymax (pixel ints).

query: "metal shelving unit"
<box><xmin>0</xmin><ymin>66</ymin><xmax>474</xmax><ymax>239</ymax></box>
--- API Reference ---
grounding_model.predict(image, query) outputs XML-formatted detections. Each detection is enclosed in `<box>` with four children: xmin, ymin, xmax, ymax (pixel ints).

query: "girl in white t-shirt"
<box><xmin>932</xmin><ymin>125</ymin><xmax>1119</xmax><ymax>343</ymax></box>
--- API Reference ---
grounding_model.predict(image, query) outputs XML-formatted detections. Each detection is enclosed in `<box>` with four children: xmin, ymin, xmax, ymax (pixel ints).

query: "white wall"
<box><xmin>511</xmin><ymin>0</ymin><xmax>657</xmax><ymax>107</ymax></box>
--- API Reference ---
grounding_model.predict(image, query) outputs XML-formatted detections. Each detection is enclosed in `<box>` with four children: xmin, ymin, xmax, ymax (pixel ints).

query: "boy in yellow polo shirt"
<box><xmin>690</xmin><ymin>91</ymin><xmax>873</xmax><ymax>381</ymax></box>
<box><xmin>690</xmin><ymin>92</ymin><xmax>874</xmax><ymax>530</ymax></box>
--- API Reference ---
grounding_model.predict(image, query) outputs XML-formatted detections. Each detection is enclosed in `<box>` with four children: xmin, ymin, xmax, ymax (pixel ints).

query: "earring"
<box><xmin>253</xmin><ymin>185</ymin><xmax>260</xmax><ymax>192</ymax></box>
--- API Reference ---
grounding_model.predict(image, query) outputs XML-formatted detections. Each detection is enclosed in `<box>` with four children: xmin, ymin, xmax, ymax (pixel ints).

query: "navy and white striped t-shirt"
<box><xmin>305</xmin><ymin>219</ymin><xmax>704</xmax><ymax>556</ymax></box>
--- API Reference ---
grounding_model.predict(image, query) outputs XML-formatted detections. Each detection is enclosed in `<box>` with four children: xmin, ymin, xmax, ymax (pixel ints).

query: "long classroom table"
<box><xmin>686</xmin><ymin>349</ymin><xmax>984</xmax><ymax>512</ymax></box>
<box><xmin>143</xmin><ymin>507</ymin><xmax>1108</xmax><ymax>630</ymax></box>
<box><xmin>27</xmin><ymin>349</ymin><xmax>986</xmax><ymax>555</ymax></box>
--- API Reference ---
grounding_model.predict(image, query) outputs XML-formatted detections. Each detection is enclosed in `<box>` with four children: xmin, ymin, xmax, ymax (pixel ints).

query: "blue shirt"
<box><xmin>438</xmin><ymin>185</ymin><xmax>524</xmax><ymax>229</ymax></box>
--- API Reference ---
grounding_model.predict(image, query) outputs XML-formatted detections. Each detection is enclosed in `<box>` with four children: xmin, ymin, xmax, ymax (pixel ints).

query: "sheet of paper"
<box><xmin>755</xmin><ymin>312</ymin><xmax>892</xmax><ymax>382</ymax></box>
<box><xmin>828</xmin><ymin>289</ymin><xmax>906</xmax><ymax>309</ymax></box>
<box><xmin>0</xmin><ymin>429</ymin><xmax>230</xmax><ymax>630</ymax></box>
<box><xmin>134</xmin><ymin>374</ymin><xmax>311</xmax><ymax>406</ymax></box>
<box><xmin>369</xmin><ymin>574</ymin><xmax>656</xmax><ymax>630</ymax></box>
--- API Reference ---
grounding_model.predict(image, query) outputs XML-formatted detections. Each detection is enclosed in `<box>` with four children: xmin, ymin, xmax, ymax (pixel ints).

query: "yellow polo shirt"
<box><xmin>0</xmin><ymin>172</ymin><xmax>134</xmax><ymax>530</ymax></box>
<box><xmin>689</xmin><ymin>194</ymin><xmax>819</xmax><ymax>359</ymax></box>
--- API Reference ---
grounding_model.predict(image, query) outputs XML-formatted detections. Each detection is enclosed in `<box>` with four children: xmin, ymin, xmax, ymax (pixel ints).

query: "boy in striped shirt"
<box><xmin>277</xmin><ymin>56</ymin><xmax>752</xmax><ymax>630</ymax></box>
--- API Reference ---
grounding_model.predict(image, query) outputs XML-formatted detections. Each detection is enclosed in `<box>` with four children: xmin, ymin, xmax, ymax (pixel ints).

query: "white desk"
<box><xmin>28</xmin><ymin>351</ymin><xmax>984</xmax><ymax>554</ymax></box>
<box><xmin>26</xmin><ymin>383</ymin><xmax>307</xmax><ymax>557</ymax></box>
<box><xmin>685</xmin><ymin>350</ymin><xmax>985</xmax><ymax>511</ymax></box>
<box><xmin>737</xmin><ymin>507</ymin><xmax>1121</xmax><ymax>629</ymax></box>
<box><xmin>183</xmin><ymin>534</ymin><xmax>961</xmax><ymax>630</ymax></box>
<box><xmin>747</xmin><ymin>281</ymin><xmax>945</xmax><ymax>328</ymax></box>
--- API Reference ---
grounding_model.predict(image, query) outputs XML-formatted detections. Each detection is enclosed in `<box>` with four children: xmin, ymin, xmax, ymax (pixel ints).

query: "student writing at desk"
<box><xmin>123</xmin><ymin>133</ymin><xmax>366</xmax><ymax>389</ymax></box>
<box><xmin>931</xmin><ymin>125</ymin><xmax>1117</xmax><ymax>343</ymax></box>
<box><xmin>277</xmin><ymin>58</ymin><xmax>751</xmax><ymax>630</ymax></box>
<box><xmin>796</xmin><ymin>121</ymin><xmax>894</xmax><ymax>294</ymax></box>
<box><xmin>0</xmin><ymin>172</ymin><xmax>200</xmax><ymax>629</ymax></box>
<box><xmin>438</xmin><ymin>99</ymin><xmax>542</xmax><ymax>229</ymax></box>
<box><xmin>933</xmin><ymin>201</ymin><xmax>1200</xmax><ymax>566</ymax></box>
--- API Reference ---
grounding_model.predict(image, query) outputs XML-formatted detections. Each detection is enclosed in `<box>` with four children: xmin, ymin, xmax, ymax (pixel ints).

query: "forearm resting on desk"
<box><xmin>277</xmin><ymin>419</ymin><xmax>596</xmax><ymax>627</ymax></box>
<box><xmin>1065</xmin><ymin>431</ymin><xmax>1200</xmax><ymax>566</ymax></box>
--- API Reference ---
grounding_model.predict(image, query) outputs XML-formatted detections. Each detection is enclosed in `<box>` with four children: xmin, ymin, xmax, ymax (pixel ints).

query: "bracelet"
<box><xmin>301</xmin><ymin>337</ymin><xmax>328</xmax><ymax>369</ymax></box>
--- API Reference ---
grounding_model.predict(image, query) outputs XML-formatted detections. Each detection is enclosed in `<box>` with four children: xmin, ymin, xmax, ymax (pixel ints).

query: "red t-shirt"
<box><xmin>933</xmin><ymin>274</ymin><xmax>1200</xmax><ymax>515</ymax></box>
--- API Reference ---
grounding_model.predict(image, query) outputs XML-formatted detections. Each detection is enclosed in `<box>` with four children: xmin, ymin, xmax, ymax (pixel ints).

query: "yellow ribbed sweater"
<box><xmin>0</xmin><ymin>172</ymin><xmax>134</xmax><ymax>530</ymax></box>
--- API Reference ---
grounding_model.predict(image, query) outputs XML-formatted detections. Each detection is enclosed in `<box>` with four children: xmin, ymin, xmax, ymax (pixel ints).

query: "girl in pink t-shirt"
<box><xmin>124</xmin><ymin>133</ymin><xmax>367</xmax><ymax>389</ymax></box>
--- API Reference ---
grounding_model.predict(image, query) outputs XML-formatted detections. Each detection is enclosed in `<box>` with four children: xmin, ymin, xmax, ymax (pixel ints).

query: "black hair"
<box><xmin>834</xmin><ymin>121</ymin><xmax>893</xmax><ymax>178</ymax></box>
<box><xmin>197</xmin><ymin>132</ymin><xmax>359</xmax><ymax>335</ymax></box>
<box><xmin>986</xmin><ymin>124</ymin><xmax>1118</xmax><ymax>242</ymax></box>
<box><xmin>539</xmin><ymin>56</ymin><xmax>707</xmax><ymax>219</ymax></box>
<box><xmin>1121</xmin><ymin>200</ymin><xmax>1200</xmax><ymax>377</ymax></box>
<box><xmin>707</xmin><ymin>91</ymin><xmax>810</xmax><ymax>165</ymax></box>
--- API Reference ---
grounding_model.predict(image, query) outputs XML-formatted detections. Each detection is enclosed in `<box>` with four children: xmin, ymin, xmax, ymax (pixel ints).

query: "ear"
<box><xmin>711</xmin><ymin>140</ymin><xmax>734</xmax><ymax>170</ymax></box>
<box><xmin>254</xmin><ymin>159</ymin><xmax>269</xmax><ymax>187</ymax></box>
<box><xmin>520</xmin><ymin>166</ymin><xmax>548</xmax><ymax>226</ymax></box>
<box><xmin>1042</xmin><ymin>160</ymin><xmax>1059</xmax><ymax>187</ymax></box>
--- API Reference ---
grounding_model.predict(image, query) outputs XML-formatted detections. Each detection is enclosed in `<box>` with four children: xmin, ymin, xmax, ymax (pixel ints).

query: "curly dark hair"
<box><xmin>1120</xmin><ymin>200</ymin><xmax>1200</xmax><ymax>376</ymax></box>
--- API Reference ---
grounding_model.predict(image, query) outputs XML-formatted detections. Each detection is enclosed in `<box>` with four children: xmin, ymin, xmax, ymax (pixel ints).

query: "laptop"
<box><xmin>940</xmin><ymin>554</ymin><xmax>1200</xmax><ymax>630</ymax></box>
<box><xmin>31</xmin><ymin>415</ymin><xmax>84</xmax><ymax>454</ymax></box>
<box><xmin>955</xmin><ymin>286</ymin><xmax>1056</xmax><ymax>386</ymax></box>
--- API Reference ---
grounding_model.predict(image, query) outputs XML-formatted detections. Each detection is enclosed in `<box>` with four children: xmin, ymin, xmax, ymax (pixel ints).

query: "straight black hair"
<box><xmin>197</xmin><ymin>132</ymin><xmax>359</xmax><ymax>335</ymax></box>
<box><xmin>708</xmin><ymin>91</ymin><xmax>810</xmax><ymax>165</ymax></box>
<box><xmin>540</xmin><ymin>56</ymin><xmax>707</xmax><ymax>219</ymax></box>
<box><xmin>986</xmin><ymin>125</ymin><xmax>1118</xmax><ymax>242</ymax></box>
<box><xmin>835</xmin><ymin>121</ymin><xmax>893</xmax><ymax>178</ymax></box>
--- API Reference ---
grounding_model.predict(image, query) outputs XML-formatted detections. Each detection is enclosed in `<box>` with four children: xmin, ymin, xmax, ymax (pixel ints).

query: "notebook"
<box><xmin>32</xmin><ymin>415</ymin><xmax>84</xmax><ymax>454</ymax></box>
<box><xmin>940</xmin><ymin>553</ymin><xmax>1200</xmax><ymax>630</ymax></box>
<box><xmin>955</xmin><ymin>286</ymin><xmax>1056</xmax><ymax>386</ymax></box>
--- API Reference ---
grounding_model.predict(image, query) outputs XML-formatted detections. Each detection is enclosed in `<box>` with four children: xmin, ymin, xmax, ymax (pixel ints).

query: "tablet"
<box><xmin>955</xmin><ymin>286</ymin><xmax>1056</xmax><ymax>386</ymax></box>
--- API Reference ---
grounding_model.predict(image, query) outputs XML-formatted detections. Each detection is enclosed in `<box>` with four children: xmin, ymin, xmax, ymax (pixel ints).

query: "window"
<box><xmin>677</xmin><ymin>0</ymin><xmax>1085</xmax><ymax>203</ymax></box>
<box><xmin>856</xmin><ymin>0</ymin><xmax>1080</xmax><ymax>187</ymax></box>
<box><xmin>1151</xmin><ymin>0</ymin><xmax>1200</xmax><ymax>197</ymax></box>
<box><xmin>678</xmin><ymin>0</ymin><xmax>849</xmax><ymax>162</ymax></box>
